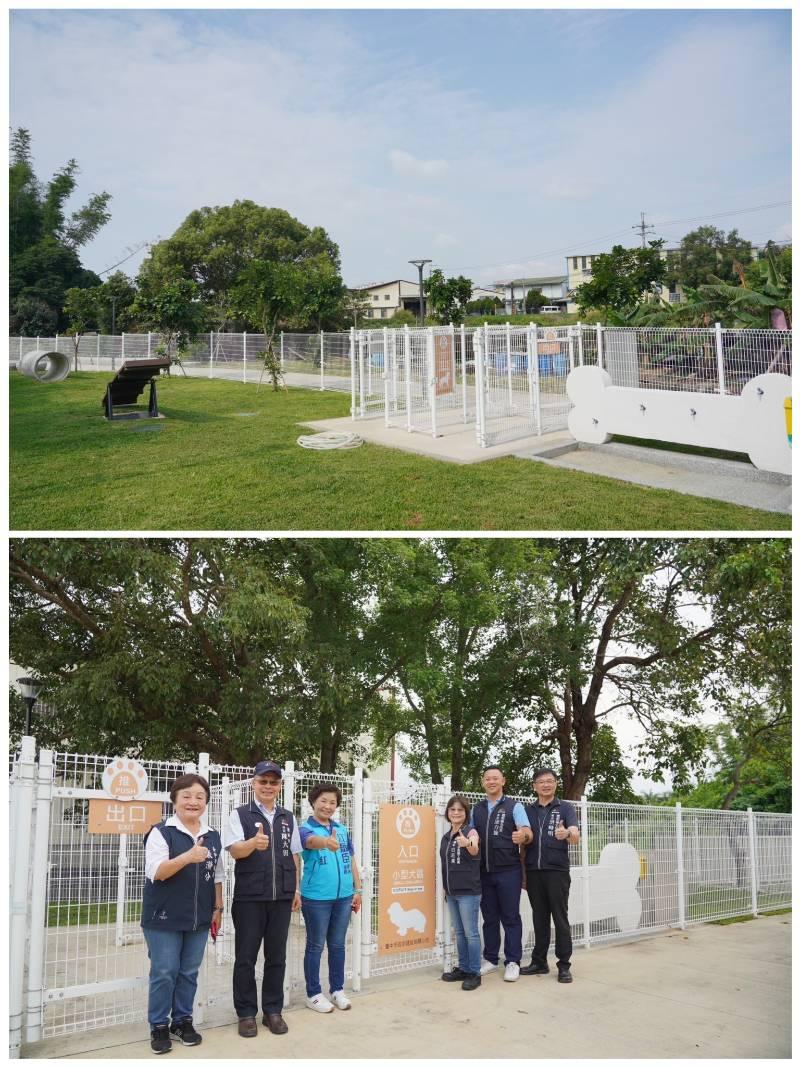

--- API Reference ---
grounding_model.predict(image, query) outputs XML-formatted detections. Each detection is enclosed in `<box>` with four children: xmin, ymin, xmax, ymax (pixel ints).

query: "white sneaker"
<box><xmin>504</xmin><ymin>962</ymin><xmax>520</xmax><ymax>982</ymax></box>
<box><xmin>306</xmin><ymin>994</ymin><xmax>334</xmax><ymax>1013</ymax></box>
<box><xmin>479</xmin><ymin>961</ymin><xmax>498</xmax><ymax>976</ymax></box>
<box><xmin>330</xmin><ymin>990</ymin><xmax>351</xmax><ymax>1010</ymax></box>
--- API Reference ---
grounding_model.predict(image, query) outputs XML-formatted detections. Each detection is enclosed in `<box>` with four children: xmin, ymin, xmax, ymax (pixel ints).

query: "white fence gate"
<box><xmin>9</xmin><ymin>741</ymin><xmax>792</xmax><ymax>1056</ymax></box>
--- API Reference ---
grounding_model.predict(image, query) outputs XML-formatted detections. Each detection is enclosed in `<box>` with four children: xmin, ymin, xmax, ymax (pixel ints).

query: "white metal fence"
<box><xmin>8</xmin><ymin>332</ymin><xmax>353</xmax><ymax>394</ymax></box>
<box><xmin>350</xmin><ymin>324</ymin><xmax>793</xmax><ymax>448</ymax></box>
<box><xmin>9</xmin><ymin>740</ymin><xmax>792</xmax><ymax>1055</ymax></box>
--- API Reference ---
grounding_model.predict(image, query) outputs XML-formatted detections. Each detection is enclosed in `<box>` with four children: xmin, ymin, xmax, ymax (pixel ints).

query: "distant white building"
<box><xmin>493</xmin><ymin>275</ymin><xmax>568</xmax><ymax>315</ymax></box>
<box><xmin>349</xmin><ymin>279</ymin><xmax>422</xmax><ymax>320</ymax></box>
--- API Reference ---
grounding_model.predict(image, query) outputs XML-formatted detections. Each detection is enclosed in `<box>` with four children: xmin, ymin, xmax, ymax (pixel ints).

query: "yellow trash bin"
<box><xmin>785</xmin><ymin>397</ymin><xmax>792</xmax><ymax>445</ymax></box>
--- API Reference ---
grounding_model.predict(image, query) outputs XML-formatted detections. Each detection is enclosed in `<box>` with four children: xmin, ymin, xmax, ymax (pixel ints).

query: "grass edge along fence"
<box><xmin>9</xmin><ymin>740</ymin><xmax>791</xmax><ymax>1055</ymax></box>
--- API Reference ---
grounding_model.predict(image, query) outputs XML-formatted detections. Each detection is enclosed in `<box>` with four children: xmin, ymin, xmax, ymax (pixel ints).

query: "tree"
<box><xmin>665</xmin><ymin>226</ymin><xmax>753</xmax><ymax>291</ymax></box>
<box><xmin>131</xmin><ymin>277</ymin><xmax>206</xmax><ymax>365</ymax></box>
<box><xmin>466</xmin><ymin>296</ymin><xmax>502</xmax><ymax>317</ymax></box>
<box><xmin>136</xmin><ymin>200</ymin><xmax>342</xmax><ymax>327</ymax></box>
<box><xmin>9</xmin><ymin>128</ymin><xmax>111</xmax><ymax>332</ymax></box>
<box><xmin>95</xmin><ymin>271</ymin><xmax>138</xmax><ymax>334</ymax></box>
<box><xmin>63</xmin><ymin>287</ymin><xmax>99</xmax><ymax>370</ymax></box>
<box><xmin>344</xmin><ymin>288</ymin><xmax>372</xmax><ymax>328</ymax></box>
<box><xmin>423</xmin><ymin>269</ymin><xmax>473</xmax><ymax>325</ymax></box>
<box><xmin>524</xmin><ymin>288</ymin><xmax>548</xmax><ymax>313</ymax></box>
<box><xmin>8</xmin><ymin>539</ymin><xmax>414</xmax><ymax>771</ymax></box>
<box><xmin>574</xmin><ymin>242</ymin><xmax>666</xmax><ymax>317</ymax></box>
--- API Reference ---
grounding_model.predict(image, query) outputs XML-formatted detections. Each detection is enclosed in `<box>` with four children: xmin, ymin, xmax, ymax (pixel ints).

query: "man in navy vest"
<box><xmin>471</xmin><ymin>766</ymin><xmax>532</xmax><ymax>982</ymax></box>
<box><xmin>224</xmin><ymin>761</ymin><xmax>302</xmax><ymax>1037</ymax></box>
<box><xmin>520</xmin><ymin>766</ymin><xmax>579</xmax><ymax>983</ymax></box>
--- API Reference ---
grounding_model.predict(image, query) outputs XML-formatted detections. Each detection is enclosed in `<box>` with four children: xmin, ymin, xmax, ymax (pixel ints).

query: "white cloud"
<box><xmin>389</xmin><ymin>150</ymin><xmax>449</xmax><ymax>179</ymax></box>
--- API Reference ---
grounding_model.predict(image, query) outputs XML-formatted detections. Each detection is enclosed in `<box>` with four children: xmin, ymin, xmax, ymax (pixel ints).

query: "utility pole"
<box><xmin>509</xmin><ymin>280</ymin><xmax>515</xmax><ymax>316</ymax></box>
<box><xmin>409</xmin><ymin>259</ymin><xmax>431</xmax><ymax>326</ymax></box>
<box><xmin>632</xmin><ymin>211</ymin><xmax>656</xmax><ymax>248</ymax></box>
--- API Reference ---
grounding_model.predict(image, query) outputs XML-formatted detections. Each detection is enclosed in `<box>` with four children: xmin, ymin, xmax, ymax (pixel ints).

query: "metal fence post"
<box><xmin>208</xmin><ymin>331</ymin><xmax>214</xmax><ymax>380</ymax></box>
<box><xmin>361</xmin><ymin>777</ymin><xmax>374</xmax><ymax>981</ymax></box>
<box><xmin>351</xmin><ymin>767</ymin><xmax>364</xmax><ymax>993</ymax></box>
<box><xmin>427</xmin><ymin>327</ymin><xmax>438</xmax><ymax>438</ymax></box>
<box><xmin>359</xmin><ymin>333</ymin><xmax>366</xmax><ymax>418</ymax></box>
<box><xmin>530</xmin><ymin>323</ymin><xmax>542</xmax><ymax>435</ymax></box>
<box><xmin>319</xmin><ymin>330</ymin><xmax>325</xmax><ymax>390</ymax></box>
<box><xmin>580</xmin><ymin>795</ymin><xmax>591</xmax><ymax>949</ymax></box>
<box><xmin>24</xmin><ymin>748</ymin><xmax>54</xmax><ymax>1045</ymax></box>
<box><xmin>115</xmin><ymin>834</ymin><xmax>129</xmax><ymax>947</ymax></box>
<box><xmin>97</xmin><ymin>333</ymin><xmax>101</xmax><ymax>367</ymax></box>
<box><xmin>120</xmin><ymin>332</ymin><xmax>125</xmax><ymax>367</ymax></box>
<box><xmin>382</xmin><ymin>327</ymin><xmax>389</xmax><ymax>425</ymax></box>
<box><xmin>596</xmin><ymin>324</ymin><xmax>604</xmax><ymax>370</ymax></box>
<box><xmin>216</xmin><ymin>775</ymin><xmax>231</xmax><ymax>966</ymax></box>
<box><xmin>147</xmin><ymin>331</ymin><xmax>152</xmax><ymax>358</ymax></box>
<box><xmin>577</xmin><ymin>321</ymin><xmax>584</xmax><ymax>366</ymax></box>
<box><xmin>349</xmin><ymin>327</ymin><xmax>357</xmax><ymax>418</ymax></box>
<box><xmin>675</xmin><ymin>803</ymin><xmax>686</xmax><ymax>929</ymax></box>
<box><xmin>474</xmin><ymin>327</ymin><xmax>487</xmax><ymax>447</ymax></box>
<box><xmin>439</xmin><ymin>776</ymin><xmax>452</xmax><ymax>973</ymax></box>
<box><xmin>242</xmin><ymin>331</ymin><xmax>247</xmax><ymax>384</ymax></box>
<box><xmin>10</xmin><ymin>736</ymin><xmax>37</xmax><ymax>1058</ymax></box>
<box><xmin>460</xmin><ymin>324</ymin><xmax>467</xmax><ymax>424</ymax></box>
<box><xmin>282</xmin><ymin>760</ymin><xmax>296</xmax><ymax>1007</ymax></box>
<box><xmin>404</xmin><ymin>325</ymin><xmax>413</xmax><ymax>432</ymax></box>
<box><xmin>747</xmin><ymin>808</ymin><xmax>759</xmax><ymax>916</ymax></box>
<box><xmin>280</xmin><ymin>331</ymin><xmax>284</xmax><ymax>368</ymax></box>
<box><xmin>714</xmin><ymin>321</ymin><xmax>727</xmax><ymax>395</ymax></box>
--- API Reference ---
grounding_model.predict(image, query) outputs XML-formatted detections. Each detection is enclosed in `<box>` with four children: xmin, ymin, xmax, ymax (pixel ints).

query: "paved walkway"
<box><xmin>25</xmin><ymin>914</ymin><xmax>791</xmax><ymax>1060</ymax></box>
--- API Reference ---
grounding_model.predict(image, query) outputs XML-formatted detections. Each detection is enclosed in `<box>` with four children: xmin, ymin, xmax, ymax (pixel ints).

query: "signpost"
<box><xmin>377</xmin><ymin>804</ymin><xmax>436</xmax><ymax>956</ymax></box>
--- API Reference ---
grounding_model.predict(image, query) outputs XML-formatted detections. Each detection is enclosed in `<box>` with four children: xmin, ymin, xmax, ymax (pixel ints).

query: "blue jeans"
<box><xmin>143</xmin><ymin>927</ymin><xmax>209</xmax><ymax>1027</ymax></box>
<box><xmin>446</xmin><ymin>894</ymin><xmax>482</xmax><ymax>975</ymax></box>
<box><xmin>301</xmin><ymin>896</ymin><xmax>352</xmax><ymax>997</ymax></box>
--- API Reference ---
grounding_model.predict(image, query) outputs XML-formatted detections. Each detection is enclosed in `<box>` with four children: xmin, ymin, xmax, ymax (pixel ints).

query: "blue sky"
<box><xmin>10</xmin><ymin>8</ymin><xmax>792</xmax><ymax>288</ymax></box>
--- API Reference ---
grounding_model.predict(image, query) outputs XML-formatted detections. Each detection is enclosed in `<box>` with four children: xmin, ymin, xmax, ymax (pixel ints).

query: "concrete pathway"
<box><xmin>300</xmin><ymin>415</ymin><xmax>576</xmax><ymax>465</ymax></box>
<box><xmin>24</xmin><ymin>914</ymin><xmax>791</xmax><ymax>1060</ymax></box>
<box><xmin>517</xmin><ymin>441</ymin><xmax>792</xmax><ymax>515</ymax></box>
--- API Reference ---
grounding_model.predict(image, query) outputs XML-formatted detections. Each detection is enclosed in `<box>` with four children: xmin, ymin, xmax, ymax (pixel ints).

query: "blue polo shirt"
<box><xmin>299</xmin><ymin>816</ymin><xmax>356</xmax><ymax>900</ymax></box>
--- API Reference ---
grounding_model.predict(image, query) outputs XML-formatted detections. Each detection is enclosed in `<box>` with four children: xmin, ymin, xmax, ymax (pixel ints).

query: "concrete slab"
<box><xmin>299</xmin><ymin>415</ymin><xmax>576</xmax><ymax>465</ymax></box>
<box><xmin>515</xmin><ymin>441</ymin><xmax>792</xmax><ymax>515</ymax></box>
<box><xmin>24</xmin><ymin>913</ymin><xmax>791</xmax><ymax>1060</ymax></box>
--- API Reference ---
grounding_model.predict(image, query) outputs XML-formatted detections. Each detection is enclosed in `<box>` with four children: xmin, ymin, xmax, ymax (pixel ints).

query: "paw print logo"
<box><xmin>102</xmin><ymin>759</ymin><xmax>148</xmax><ymax>801</ymax></box>
<box><xmin>396</xmin><ymin>807</ymin><xmax>421</xmax><ymax>839</ymax></box>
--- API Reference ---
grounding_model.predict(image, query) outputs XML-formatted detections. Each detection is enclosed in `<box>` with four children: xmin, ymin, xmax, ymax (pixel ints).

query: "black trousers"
<box><xmin>232</xmin><ymin>898</ymin><xmax>293</xmax><ymax>1017</ymax></box>
<box><xmin>526</xmin><ymin>869</ymin><xmax>572</xmax><ymax>969</ymax></box>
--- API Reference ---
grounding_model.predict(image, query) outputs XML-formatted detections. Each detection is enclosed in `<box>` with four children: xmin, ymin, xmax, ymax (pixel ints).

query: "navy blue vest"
<box><xmin>233</xmin><ymin>802</ymin><xmax>297</xmax><ymax>902</ymax></box>
<box><xmin>141</xmin><ymin>823</ymin><xmax>221</xmax><ymax>932</ymax></box>
<box><xmin>472</xmin><ymin>797</ymin><xmax>520</xmax><ymax>872</ymax></box>
<box><xmin>523</xmin><ymin>799</ymin><xmax>576</xmax><ymax>871</ymax></box>
<box><xmin>440</xmin><ymin>830</ymin><xmax>481</xmax><ymax>896</ymax></box>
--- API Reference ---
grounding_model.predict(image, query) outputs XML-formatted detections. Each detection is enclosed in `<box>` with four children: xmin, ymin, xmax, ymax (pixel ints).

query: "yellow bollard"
<box><xmin>784</xmin><ymin>397</ymin><xmax>792</xmax><ymax>445</ymax></box>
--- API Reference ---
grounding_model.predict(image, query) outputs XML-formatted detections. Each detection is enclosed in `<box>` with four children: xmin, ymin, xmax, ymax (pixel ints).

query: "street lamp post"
<box><xmin>18</xmin><ymin>677</ymin><xmax>43</xmax><ymax>736</ymax></box>
<box><xmin>408</xmin><ymin>259</ymin><xmax>432</xmax><ymax>327</ymax></box>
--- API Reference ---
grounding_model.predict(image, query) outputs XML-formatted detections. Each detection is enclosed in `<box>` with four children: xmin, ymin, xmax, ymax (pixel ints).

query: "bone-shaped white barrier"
<box><xmin>566</xmin><ymin>367</ymin><xmax>792</xmax><ymax>476</ymax></box>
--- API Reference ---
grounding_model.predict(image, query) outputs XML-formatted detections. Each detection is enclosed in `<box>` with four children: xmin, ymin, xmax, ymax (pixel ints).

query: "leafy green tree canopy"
<box><xmin>574</xmin><ymin>242</ymin><xmax>666</xmax><ymax>317</ymax></box>
<box><xmin>423</xmin><ymin>269</ymin><xmax>473</xmax><ymax>324</ymax></box>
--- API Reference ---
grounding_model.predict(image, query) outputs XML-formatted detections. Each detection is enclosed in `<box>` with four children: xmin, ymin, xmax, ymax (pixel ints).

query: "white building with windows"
<box><xmin>349</xmin><ymin>279</ymin><xmax>422</xmax><ymax>319</ymax></box>
<box><xmin>493</xmin><ymin>276</ymin><xmax>568</xmax><ymax>314</ymax></box>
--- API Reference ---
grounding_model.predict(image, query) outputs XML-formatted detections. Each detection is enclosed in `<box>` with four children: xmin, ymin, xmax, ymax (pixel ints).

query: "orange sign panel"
<box><xmin>538</xmin><ymin>342</ymin><xmax>561</xmax><ymax>355</ymax></box>
<box><xmin>434</xmin><ymin>334</ymin><xmax>455</xmax><ymax>396</ymax></box>
<box><xmin>377</xmin><ymin>804</ymin><xmax>436</xmax><ymax>955</ymax></box>
<box><xmin>88</xmin><ymin>798</ymin><xmax>164</xmax><ymax>835</ymax></box>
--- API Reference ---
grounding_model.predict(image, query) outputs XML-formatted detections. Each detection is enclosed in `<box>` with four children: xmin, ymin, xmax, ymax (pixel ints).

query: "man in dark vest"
<box><xmin>223</xmin><ymin>760</ymin><xmax>302</xmax><ymax>1037</ymax></box>
<box><xmin>471</xmin><ymin>766</ymin><xmax>532</xmax><ymax>982</ymax></box>
<box><xmin>520</xmin><ymin>766</ymin><xmax>580</xmax><ymax>983</ymax></box>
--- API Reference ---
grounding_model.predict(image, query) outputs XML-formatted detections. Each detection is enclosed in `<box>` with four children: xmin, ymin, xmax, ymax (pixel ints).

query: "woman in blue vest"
<box><xmin>299</xmin><ymin>783</ymin><xmax>362</xmax><ymax>1013</ymax></box>
<box><xmin>142</xmin><ymin>773</ymin><xmax>223</xmax><ymax>1055</ymax></box>
<box><xmin>440</xmin><ymin>795</ymin><xmax>482</xmax><ymax>990</ymax></box>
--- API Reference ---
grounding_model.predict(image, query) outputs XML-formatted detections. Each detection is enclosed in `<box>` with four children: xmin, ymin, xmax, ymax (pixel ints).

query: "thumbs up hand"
<box><xmin>554</xmin><ymin>819</ymin><xmax>570</xmax><ymax>841</ymax></box>
<box><xmin>325</xmin><ymin>835</ymin><xmax>341</xmax><ymax>852</ymax></box>
<box><xmin>188</xmin><ymin>836</ymin><xmax>210</xmax><ymax>863</ymax></box>
<box><xmin>252</xmin><ymin>822</ymin><xmax>270</xmax><ymax>850</ymax></box>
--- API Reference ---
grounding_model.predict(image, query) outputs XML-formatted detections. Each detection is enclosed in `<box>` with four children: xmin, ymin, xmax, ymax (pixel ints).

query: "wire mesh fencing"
<box><xmin>9</xmin><ymin>744</ymin><xmax>793</xmax><ymax>1054</ymax></box>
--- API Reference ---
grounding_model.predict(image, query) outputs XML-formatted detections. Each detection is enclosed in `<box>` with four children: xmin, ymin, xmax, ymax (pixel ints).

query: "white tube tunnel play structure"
<box><xmin>17</xmin><ymin>349</ymin><xmax>72</xmax><ymax>383</ymax></box>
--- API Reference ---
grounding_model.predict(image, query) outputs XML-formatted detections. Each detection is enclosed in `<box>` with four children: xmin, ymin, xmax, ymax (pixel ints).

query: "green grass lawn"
<box><xmin>9</xmin><ymin>372</ymin><xmax>790</xmax><ymax>531</ymax></box>
<box><xmin>47</xmin><ymin>900</ymin><xmax>142</xmax><ymax>927</ymax></box>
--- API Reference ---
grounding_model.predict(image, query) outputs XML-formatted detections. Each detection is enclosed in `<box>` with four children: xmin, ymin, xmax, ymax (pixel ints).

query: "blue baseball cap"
<box><xmin>253</xmin><ymin>760</ymin><xmax>283</xmax><ymax>778</ymax></box>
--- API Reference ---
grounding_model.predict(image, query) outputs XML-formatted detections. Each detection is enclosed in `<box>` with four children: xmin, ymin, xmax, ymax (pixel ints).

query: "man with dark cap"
<box><xmin>224</xmin><ymin>761</ymin><xmax>302</xmax><ymax>1037</ymax></box>
<box><xmin>520</xmin><ymin>766</ymin><xmax>580</xmax><ymax>983</ymax></box>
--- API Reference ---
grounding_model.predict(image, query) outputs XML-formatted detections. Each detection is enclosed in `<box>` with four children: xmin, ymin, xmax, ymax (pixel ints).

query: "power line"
<box><xmin>440</xmin><ymin>199</ymin><xmax>791</xmax><ymax>277</ymax></box>
<box><xmin>97</xmin><ymin>239</ymin><xmax>155</xmax><ymax>277</ymax></box>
